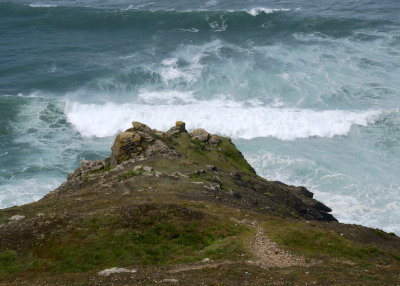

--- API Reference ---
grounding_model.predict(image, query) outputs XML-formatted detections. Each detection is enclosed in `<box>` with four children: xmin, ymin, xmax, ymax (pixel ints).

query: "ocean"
<box><xmin>0</xmin><ymin>0</ymin><xmax>399</xmax><ymax>233</ymax></box>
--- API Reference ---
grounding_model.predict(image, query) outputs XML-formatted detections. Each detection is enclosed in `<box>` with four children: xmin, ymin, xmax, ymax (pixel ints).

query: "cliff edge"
<box><xmin>0</xmin><ymin>122</ymin><xmax>399</xmax><ymax>285</ymax></box>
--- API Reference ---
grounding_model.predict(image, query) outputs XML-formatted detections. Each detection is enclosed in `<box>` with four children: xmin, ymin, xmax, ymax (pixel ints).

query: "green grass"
<box><xmin>86</xmin><ymin>213</ymin><xmax>120</xmax><ymax>230</ymax></box>
<box><xmin>372</xmin><ymin>228</ymin><xmax>398</xmax><ymax>239</ymax></box>
<box><xmin>278</xmin><ymin>230</ymin><xmax>382</xmax><ymax>259</ymax></box>
<box><xmin>0</xmin><ymin>216</ymin><xmax>8</xmax><ymax>224</ymax></box>
<box><xmin>103</xmin><ymin>166</ymin><xmax>113</xmax><ymax>172</ymax></box>
<box><xmin>87</xmin><ymin>166</ymin><xmax>113</xmax><ymax>175</ymax></box>
<box><xmin>219</xmin><ymin>140</ymin><xmax>255</xmax><ymax>174</ymax></box>
<box><xmin>189</xmin><ymin>171</ymin><xmax>208</xmax><ymax>182</ymax></box>
<box><xmin>45</xmin><ymin>215</ymin><xmax>246</xmax><ymax>272</ymax></box>
<box><xmin>153</xmin><ymin>133</ymin><xmax>164</xmax><ymax>141</ymax></box>
<box><xmin>118</xmin><ymin>169</ymin><xmax>143</xmax><ymax>180</ymax></box>
<box><xmin>373</xmin><ymin>228</ymin><xmax>389</xmax><ymax>238</ymax></box>
<box><xmin>391</xmin><ymin>253</ymin><xmax>400</xmax><ymax>261</ymax></box>
<box><xmin>187</xmin><ymin>140</ymin><xmax>207</xmax><ymax>157</ymax></box>
<box><xmin>0</xmin><ymin>207</ymin><xmax>249</xmax><ymax>276</ymax></box>
<box><xmin>170</xmin><ymin>133</ymin><xmax>254</xmax><ymax>175</ymax></box>
<box><xmin>201</xmin><ymin>237</ymin><xmax>246</xmax><ymax>260</ymax></box>
<box><xmin>0</xmin><ymin>250</ymin><xmax>20</xmax><ymax>273</ymax></box>
<box><xmin>264</xmin><ymin>220</ymin><xmax>386</xmax><ymax>262</ymax></box>
<box><xmin>190</xmin><ymin>139</ymin><xmax>206</xmax><ymax>150</ymax></box>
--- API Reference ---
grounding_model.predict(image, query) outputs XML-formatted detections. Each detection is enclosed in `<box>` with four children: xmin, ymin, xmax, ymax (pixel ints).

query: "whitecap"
<box><xmin>179</xmin><ymin>28</ymin><xmax>200</xmax><ymax>33</ymax></box>
<box><xmin>28</xmin><ymin>3</ymin><xmax>58</xmax><ymax>7</ymax></box>
<box><xmin>209</xmin><ymin>19</ymin><xmax>227</xmax><ymax>32</ymax></box>
<box><xmin>246</xmin><ymin>8</ymin><xmax>290</xmax><ymax>17</ymax></box>
<box><xmin>137</xmin><ymin>89</ymin><xmax>197</xmax><ymax>104</ymax></box>
<box><xmin>158</xmin><ymin>42</ymin><xmax>209</xmax><ymax>84</ymax></box>
<box><xmin>64</xmin><ymin>99</ymin><xmax>382</xmax><ymax>139</ymax></box>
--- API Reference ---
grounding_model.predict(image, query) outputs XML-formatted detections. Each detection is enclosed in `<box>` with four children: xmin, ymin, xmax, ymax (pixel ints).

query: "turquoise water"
<box><xmin>0</xmin><ymin>0</ymin><xmax>399</xmax><ymax>233</ymax></box>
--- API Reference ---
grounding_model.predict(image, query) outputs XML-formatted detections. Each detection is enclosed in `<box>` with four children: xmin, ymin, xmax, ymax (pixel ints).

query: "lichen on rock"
<box><xmin>191</xmin><ymin>128</ymin><xmax>210</xmax><ymax>142</ymax></box>
<box><xmin>167</xmin><ymin>121</ymin><xmax>187</xmax><ymax>135</ymax></box>
<box><xmin>109</xmin><ymin>122</ymin><xmax>178</xmax><ymax>167</ymax></box>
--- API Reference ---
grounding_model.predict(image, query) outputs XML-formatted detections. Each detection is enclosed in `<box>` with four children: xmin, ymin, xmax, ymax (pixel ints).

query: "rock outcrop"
<box><xmin>109</xmin><ymin>122</ymin><xmax>179</xmax><ymax>167</ymax></box>
<box><xmin>50</xmin><ymin>121</ymin><xmax>336</xmax><ymax>222</ymax></box>
<box><xmin>1</xmin><ymin>121</ymin><xmax>399</xmax><ymax>286</ymax></box>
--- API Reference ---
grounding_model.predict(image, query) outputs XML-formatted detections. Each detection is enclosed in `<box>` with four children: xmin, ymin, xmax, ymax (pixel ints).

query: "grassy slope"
<box><xmin>0</xmin><ymin>128</ymin><xmax>399</xmax><ymax>285</ymax></box>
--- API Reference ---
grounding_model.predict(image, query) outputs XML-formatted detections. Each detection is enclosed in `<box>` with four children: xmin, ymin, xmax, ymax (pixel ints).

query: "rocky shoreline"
<box><xmin>0</xmin><ymin>122</ymin><xmax>399</xmax><ymax>285</ymax></box>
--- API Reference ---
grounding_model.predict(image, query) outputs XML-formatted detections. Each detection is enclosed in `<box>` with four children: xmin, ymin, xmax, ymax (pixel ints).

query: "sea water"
<box><xmin>0</xmin><ymin>0</ymin><xmax>399</xmax><ymax>233</ymax></box>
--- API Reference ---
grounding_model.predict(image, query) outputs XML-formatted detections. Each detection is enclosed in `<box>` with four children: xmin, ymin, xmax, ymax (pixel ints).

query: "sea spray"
<box><xmin>65</xmin><ymin>100</ymin><xmax>383</xmax><ymax>140</ymax></box>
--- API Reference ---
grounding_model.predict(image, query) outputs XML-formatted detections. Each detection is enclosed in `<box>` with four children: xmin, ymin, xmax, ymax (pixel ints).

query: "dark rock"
<box><xmin>233</xmin><ymin>193</ymin><xmax>243</xmax><ymax>199</ymax></box>
<box><xmin>311</xmin><ymin>201</ymin><xmax>333</xmax><ymax>213</ymax></box>
<box><xmin>295</xmin><ymin>186</ymin><xmax>314</xmax><ymax>199</ymax></box>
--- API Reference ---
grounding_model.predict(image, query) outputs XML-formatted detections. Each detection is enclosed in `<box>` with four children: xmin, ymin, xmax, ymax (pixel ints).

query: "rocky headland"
<box><xmin>0</xmin><ymin>122</ymin><xmax>399</xmax><ymax>285</ymax></box>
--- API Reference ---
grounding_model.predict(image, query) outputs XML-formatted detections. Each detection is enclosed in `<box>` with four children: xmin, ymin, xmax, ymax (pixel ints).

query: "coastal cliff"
<box><xmin>0</xmin><ymin>122</ymin><xmax>399</xmax><ymax>285</ymax></box>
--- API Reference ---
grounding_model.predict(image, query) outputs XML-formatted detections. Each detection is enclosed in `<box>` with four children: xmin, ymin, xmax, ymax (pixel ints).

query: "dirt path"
<box><xmin>249</xmin><ymin>225</ymin><xmax>306</xmax><ymax>267</ymax></box>
<box><xmin>232</xmin><ymin>219</ymin><xmax>306</xmax><ymax>268</ymax></box>
<box><xmin>169</xmin><ymin>219</ymin><xmax>306</xmax><ymax>275</ymax></box>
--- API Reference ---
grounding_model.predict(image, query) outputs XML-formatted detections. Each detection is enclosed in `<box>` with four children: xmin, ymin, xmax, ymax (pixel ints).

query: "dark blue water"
<box><xmin>1</xmin><ymin>0</ymin><xmax>399</xmax><ymax>233</ymax></box>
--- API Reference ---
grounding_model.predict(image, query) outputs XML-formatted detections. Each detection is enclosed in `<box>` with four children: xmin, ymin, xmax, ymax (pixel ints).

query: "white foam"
<box><xmin>157</xmin><ymin>40</ymin><xmax>224</xmax><ymax>86</ymax></box>
<box><xmin>246</xmin><ymin>8</ymin><xmax>290</xmax><ymax>16</ymax></box>
<box><xmin>28</xmin><ymin>3</ymin><xmax>58</xmax><ymax>7</ymax></box>
<box><xmin>204</xmin><ymin>0</ymin><xmax>218</xmax><ymax>7</ymax></box>
<box><xmin>64</xmin><ymin>99</ymin><xmax>382</xmax><ymax>140</ymax></box>
<box><xmin>159</xmin><ymin>55</ymin><xmax>202</xmax><ymax>84</ymax></box>
<box><xmin>137</xmin><ymin>89</ymin><xmax>196</xmax><ymax>104</ymax></box>
<box><xmin>162</xmin><ymin>58</ymin><xmax>178</xmax><ymax>66</ymax></box>
<box><xmin>316</xmin><ymin>190</ymin><xmax>400</xmax><ymax>234</ymax></box>
<box><xmin>179</xmin><ymin>28</ymin><xmax>200</xmax><ymax>33</ymax></box>
<box><xmin>0</xmin><ymin>178</ymin><xmax>61</xmax><ymax>208</ymax></box>
<box><xmin>13</xmin><ymin>91</ymin><xmax>42</xmax><ymax>98</ymax></box>
<box><xmin>209</xmin><ymin>19</ymin><xmax>228</xmax><ymax>32</ymax></box>
<box><xmin>246</xmin><ymin>150</ymin><xmax>400</xmax><ymax>235</ymax></box>
<box><xmin>159</xmin><ymin>58</ymin><xmax>197</xmax><ymax>83</ymax></box>
<box><xmin>0</xmin><ymin>96</ymin><xmax>115</xmax><ymax>208</ymax></box>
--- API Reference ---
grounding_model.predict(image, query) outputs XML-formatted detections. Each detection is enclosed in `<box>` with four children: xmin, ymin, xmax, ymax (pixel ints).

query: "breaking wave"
<box><xmin>64</xmin><ymin>99</ymin><xmax>382</xmax><ymax>140</ymax></box>
<box><xmin>246</xmin><ymin>7</ymin><xmax>291</xmax><ymax>16</ymax></box>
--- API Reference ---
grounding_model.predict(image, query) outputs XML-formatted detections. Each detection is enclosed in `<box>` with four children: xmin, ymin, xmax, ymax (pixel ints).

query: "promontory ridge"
<box><xmin>0</xmin><ymin>122</ymin><xmax>399</xmax><ymax>285</ymax></box>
